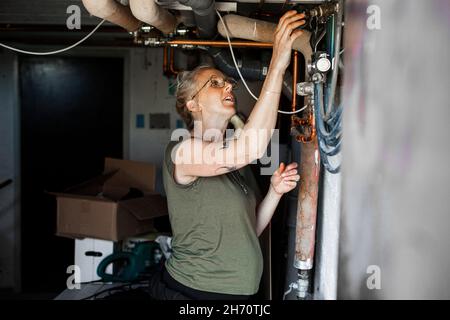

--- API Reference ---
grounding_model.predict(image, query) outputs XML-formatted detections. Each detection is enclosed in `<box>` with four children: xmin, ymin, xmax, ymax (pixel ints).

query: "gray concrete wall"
<box><xmin>339</xmin><ymin>0</ymin><xmax>450</xmax><ymax>299</ymax></box>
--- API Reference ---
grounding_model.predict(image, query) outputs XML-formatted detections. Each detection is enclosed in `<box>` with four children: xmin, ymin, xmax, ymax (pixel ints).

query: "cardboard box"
<box><xmin>51</xmin><ymin>158</ymin><xmax>168</xmax><ymax>241</ymax></box>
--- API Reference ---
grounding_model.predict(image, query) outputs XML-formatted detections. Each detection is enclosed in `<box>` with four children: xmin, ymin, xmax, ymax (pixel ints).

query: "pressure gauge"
<box><xmin>316</xmin><ymin>55</ymin><xmax>331</xmax><ymax>73</ymax></box>
<box><xmin>309</xmin><ymin>52</ymin><xmax>332</xmax><ymax>75</ymax></box>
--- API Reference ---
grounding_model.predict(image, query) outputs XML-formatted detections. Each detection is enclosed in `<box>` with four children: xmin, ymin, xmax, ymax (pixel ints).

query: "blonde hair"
<box><xmin>175</xmin><ymin>64</ymin><xmax>214</xmax><ymax>131</ymax></box>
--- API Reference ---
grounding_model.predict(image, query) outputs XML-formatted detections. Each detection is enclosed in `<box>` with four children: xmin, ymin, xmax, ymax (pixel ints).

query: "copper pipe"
<box><xmin>163</xmin><ymin>46</ymin><xmax>168</xmax><ymax>75</ymax></box>
<box><xmin>167</xmin><ymin>39</ymin><xmax>273</xmax><ymax>48</ymax></box>
<box><xmin>168</xmin><ymin>47</ymin><xmax>180</xmax><ymax>76</ymax></box>
<box><xmin>292</xmin><ymin>51</ymin><xmax>299</xmax><ymax>112</ymax></box>
<box><xmin>291</xmin><ymin>50</ymin><xmax>299</xmax><ymax>133</ymax></box>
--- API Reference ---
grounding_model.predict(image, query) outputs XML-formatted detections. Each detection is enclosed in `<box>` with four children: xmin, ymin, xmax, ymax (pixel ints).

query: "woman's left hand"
<box><xmin>270</xmin><ymin>162</ymin><xmax>300</xmax><ymax>195</ymax></box>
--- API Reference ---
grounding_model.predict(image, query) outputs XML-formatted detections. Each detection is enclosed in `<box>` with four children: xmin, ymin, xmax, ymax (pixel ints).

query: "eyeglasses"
<box><xmin>191</xmin><ymin>75</ymin><xmax>238</xmax><ymax>100</ymax></box>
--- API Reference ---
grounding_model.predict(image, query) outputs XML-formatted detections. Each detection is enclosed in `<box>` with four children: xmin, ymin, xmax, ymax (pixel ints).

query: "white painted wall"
<box><xmin>127</xmin><ymin>48</ymin><xmax>181</xmax><ymax>194</ymax></box>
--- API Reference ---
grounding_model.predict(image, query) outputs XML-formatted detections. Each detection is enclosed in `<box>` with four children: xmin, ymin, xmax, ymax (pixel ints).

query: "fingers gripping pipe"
<box><xmin>217</xmin><ymin>14</ymin><xmax>313</xmax><ymax>64</ymax></box>
<box><xmin>82</xmin><ymin>0</ymin><xmax>142</xmax><ymax>32</ymax></box>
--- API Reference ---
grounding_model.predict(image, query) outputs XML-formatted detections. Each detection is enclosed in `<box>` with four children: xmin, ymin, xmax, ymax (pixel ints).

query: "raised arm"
<box><xmin>175</xmin><ymin>11</ymin><xmax>306</xmax><ymax>182</ymax></box>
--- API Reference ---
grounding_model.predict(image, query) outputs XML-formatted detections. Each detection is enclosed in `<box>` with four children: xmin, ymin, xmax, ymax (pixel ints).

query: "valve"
<box><xmin>309</xmin><ymin>52</ymin><xmax>332</xmax><ymax>75</ymax></box>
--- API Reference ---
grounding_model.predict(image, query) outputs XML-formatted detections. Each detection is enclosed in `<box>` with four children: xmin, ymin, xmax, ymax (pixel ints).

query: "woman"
<box><xmin>162</xmin><ymin>11</ymin><xmax>305</xmax><ymax>300</ymax></box>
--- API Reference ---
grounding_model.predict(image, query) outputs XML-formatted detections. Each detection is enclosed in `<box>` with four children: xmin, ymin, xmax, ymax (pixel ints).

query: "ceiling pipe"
<box><xmin>129</xmin><ymin>0</ymin><xmax>178</xmax><ymax>35</ymax></box>
<box><xmin>81</xmin><ymin>0</ymin><xmax>142</xmax><ymax>32</ymax></box>
<box><xmin>166</xmin><ymin>39</ymin><xmax>273</xmax><ymax>48</ymax></box>
<box><xmin>217</xmin><ymin>14</ymin><xmax>312</xmax><ymax>64</ymax></box>
<box><xmin>177</xmin><ymin>0</ymin><xmax>217</xmax><ymax>38</ymax></box>
<box><xmin>208</xmin><ymin>47</ymin><xmax>269</xmax><ymax>81</ymax></box>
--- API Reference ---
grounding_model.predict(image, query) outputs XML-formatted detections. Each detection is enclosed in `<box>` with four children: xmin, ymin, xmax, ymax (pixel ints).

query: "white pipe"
<box><xmin>82</xmin><ymin>0</ymin><xmax>141</xmax><ymax>32</ymax></box>
<box><xmin>217</xmin><ymin>14</ymin><xmax>313</xmax><ymax>63</ymax></box>
<box><xmin>129</xmin><ymin>0</ymin><xmax>178</xmax><ymax>35</ymax></box>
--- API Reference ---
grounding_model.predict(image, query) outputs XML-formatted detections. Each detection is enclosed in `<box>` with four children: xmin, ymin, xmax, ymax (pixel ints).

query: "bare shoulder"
<box><xmin>172</xmin><ymin>138</ymin><xmax>199</xmax><ymax>185</ymax></box>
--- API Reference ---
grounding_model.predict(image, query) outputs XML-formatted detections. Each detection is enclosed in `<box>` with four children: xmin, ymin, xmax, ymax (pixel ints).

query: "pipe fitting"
<box><xmin>178</xmin><ymin>0</ymin><xmax>217</xmax><ymax>38</ymax></box>
<box><xmin>297</xmin><ymin>270</ymin><xmax>310</xmax><ymax>299</ymax></box>
<box><xmin>297</xmin><ymin>82</ymin><xmax>314</xmax><ymax>96</ymax></box>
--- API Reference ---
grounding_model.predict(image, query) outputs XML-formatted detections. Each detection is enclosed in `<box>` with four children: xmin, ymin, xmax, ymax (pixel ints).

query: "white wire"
<box><xmin>278</xmin><ymin>104</ymin><xmax>308</xmax><ymax>114</ymax></box>
<box><xmin>216</xmin><ymin>10</ymin><xmax>306</xmax><ymax>115</ymax></box>
<box><xmin>283</xmin><ymin>282</ymin><xmax>298</xmax><ymax>300</ymax></box>
<box><xmin>216</xmin><ymin>10</ymin><xmax>258</xmax><ymax>101</ymax></box>
<box><xmin>0</xmin><ymin>19</ymin><xmax>106</xmax><ymax>56</ymax></box>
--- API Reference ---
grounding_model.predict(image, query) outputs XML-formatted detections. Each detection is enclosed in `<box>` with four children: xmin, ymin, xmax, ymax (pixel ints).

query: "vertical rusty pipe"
<box><xmin>163</xmin><ymin>46</ymin><xmax>168</xmax><ymax>74</ymax></box>
<box><xmin>294</xmin><ymin>137</ymin><xmax>320</xmax><ymax>271</ymax></box>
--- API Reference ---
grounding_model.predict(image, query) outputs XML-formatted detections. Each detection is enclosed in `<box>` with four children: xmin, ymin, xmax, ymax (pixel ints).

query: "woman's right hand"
<box><xmin>270</xmin><ymin>10</ymin><xmax>306</xmax><ymax>72</ymax></box>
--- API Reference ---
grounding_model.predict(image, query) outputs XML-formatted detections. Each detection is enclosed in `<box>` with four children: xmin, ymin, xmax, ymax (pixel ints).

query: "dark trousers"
<box><xmin>147</xmin><ymin>264</ymin><xmax>253</xmax><ymax>300</ymax></box>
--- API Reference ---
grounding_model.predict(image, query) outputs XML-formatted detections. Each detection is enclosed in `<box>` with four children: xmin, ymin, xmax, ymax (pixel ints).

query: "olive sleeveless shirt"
<box><xmin>162</xmin><ymin>140</ymin><xmax>263</xmax><ymax>295</ymax></box>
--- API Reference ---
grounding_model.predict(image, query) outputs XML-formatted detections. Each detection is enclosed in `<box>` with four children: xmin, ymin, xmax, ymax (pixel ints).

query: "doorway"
<box><xmin>19</xmin><ymin>56</ymin><xmax>123</xmax><ymax>294</ymax></box>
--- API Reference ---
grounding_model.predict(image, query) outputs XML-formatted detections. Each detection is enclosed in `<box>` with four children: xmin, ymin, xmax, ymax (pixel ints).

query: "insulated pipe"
<box><xmin>82</xmin><ymin>0</ymin><xmax>142</xmax><ymax>32</ymax></box>
<box><xmin>177</xmin><ymin>0</ymin><xmax>217</xmax><ymax>38</ymax></box>
<box><xmin>129</xmin><ymin>0</ymin><xmax>177</xmax><ymax>35</ymax></box>
<box><xmin>230</xmin><ymin>114</ymin><xmax>245</xmax><ymax>130</ymax></box>
<box><xmin>282</xmin><ymin>71</ymin><xmax>293</xmax><ymax>101</ymax></box>
<box><xmin>217</xmin><ymin>14</ymin><xmax>313</xmax><ymax>64</ymax></box>
<box><xmin>208</xmin><ymin>48</ymin><xmax>268</xmax><ymax>81</ymax></box>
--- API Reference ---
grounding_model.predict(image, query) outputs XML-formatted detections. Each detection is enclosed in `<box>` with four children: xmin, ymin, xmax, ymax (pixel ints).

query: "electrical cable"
<box><xmin>216</xmin><ymin>10</ymin><xmax>258</xmax><ymax>101</ymax></box>
<box><xmin>314</xmin><ymin>82</ymin><xmax>342</xmax><ymax>173</ymax></box>
<box><xmin>0</xmin><ymin>19</ymin><xmax>106</xmax><ymax>55</ymax></box>
<box><xmin>283</xmin><ymin>282</ymin><xmax>298</xmax><ymax>300</ymax></box>
<box><xmin>278</xmin><ymin>104</ymin><xmax>308</xmax><ymax>114</ymax></box>
<box><xmin>324</xmin><ymin>0</ymin><xmax>343</xmax><ymax>120</ymax></box>
<box><xmin>306</xmin><ymin>1</ymin><xmax>344</xmax><ymax>174</ymax></box>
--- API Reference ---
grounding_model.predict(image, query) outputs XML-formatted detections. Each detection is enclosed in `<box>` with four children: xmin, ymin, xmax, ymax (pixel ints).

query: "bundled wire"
<box><xmin>314</xmin><ymin>82</ymin><xmax>342</xmax><ymax>174</ymax></box>
<box><xmin>312</xmin><ymin>0</ymin><xmax>343</xmax><ymax>174</ymax></box>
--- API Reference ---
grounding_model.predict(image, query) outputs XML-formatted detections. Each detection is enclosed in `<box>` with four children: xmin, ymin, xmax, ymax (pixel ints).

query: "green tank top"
<box><xmin>162</xmin><ymin>140</ymin><xmax>264</xmax><ymax>295</ymax></box>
